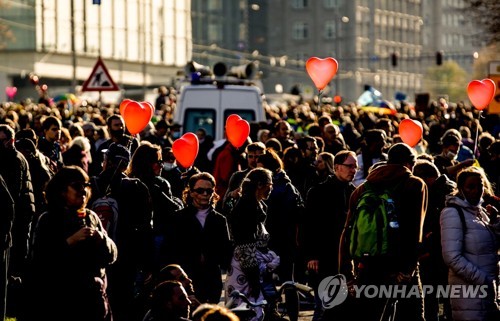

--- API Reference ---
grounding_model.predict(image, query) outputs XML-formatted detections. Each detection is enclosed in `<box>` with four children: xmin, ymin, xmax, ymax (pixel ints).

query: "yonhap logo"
<box><xmin>318</xmin><ymin>274</ymin><xmax>489</xmax><ymax>308</ymax></box>
<box><xmin>318</xmin><ymin>274</ymin><xmax>348</xmax><ymax>309</ymax></box>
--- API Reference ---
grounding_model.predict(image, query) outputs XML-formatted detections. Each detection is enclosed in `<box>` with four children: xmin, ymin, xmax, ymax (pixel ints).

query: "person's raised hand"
<box><xmin>66</xmin><ymin>227</ymin><xmax>94</xmax><ymax>246</ymax></box>
<box><xmin>307</xmin><ymin>260</ymin><xmax>319</xmax><ymax>273</ymax></box>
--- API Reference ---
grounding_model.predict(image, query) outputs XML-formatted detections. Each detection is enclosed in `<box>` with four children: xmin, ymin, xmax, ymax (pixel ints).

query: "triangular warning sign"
<box><xmin>82</xmin><ymin>57</ymin><xmax>119</xmax><ymax>92</ymax></box>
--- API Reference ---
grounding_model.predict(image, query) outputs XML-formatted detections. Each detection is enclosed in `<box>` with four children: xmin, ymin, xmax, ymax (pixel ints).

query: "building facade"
<box><xmin>0</xmin><ymin>0</ymin><xmax>191</xmax><ymax>102</ymax></box>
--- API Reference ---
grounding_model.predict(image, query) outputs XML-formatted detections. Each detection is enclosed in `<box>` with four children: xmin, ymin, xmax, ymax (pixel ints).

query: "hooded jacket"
<box><xmin>440</xmin><ymin>195</ymin><xmax>500</xmax><ymax>321</ymax></box>
<box><xmin>340</xmin><ymin>163</ymin><xmax>428</xmax><ymax>279</ymax></box>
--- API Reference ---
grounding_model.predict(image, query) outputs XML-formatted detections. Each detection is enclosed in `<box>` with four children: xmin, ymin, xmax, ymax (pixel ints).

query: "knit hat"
<box><xmin>387</xmin><ymin>143</ymin><xmax>416</xmax><ymax>165</ymax></box>
<box><xmin>102</xmin><ymin>143</ymin><xmax>130</xmax><ymax>163</ymax></box>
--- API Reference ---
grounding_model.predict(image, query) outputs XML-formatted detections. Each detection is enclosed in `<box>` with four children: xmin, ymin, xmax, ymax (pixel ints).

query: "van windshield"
<box><xmin>183</xmin><ymin>109</ymin><xmax>257</xmax><ymax>140</ymax></box>
<box><xmin>223</xmin><ymin>110</ymin><xmax>256</xmax><ymax>123</ymax></box>
<box><xmin>184</xmin><ymin>108</ymin><xmax>216</xmax><ymax>138</ymax></box>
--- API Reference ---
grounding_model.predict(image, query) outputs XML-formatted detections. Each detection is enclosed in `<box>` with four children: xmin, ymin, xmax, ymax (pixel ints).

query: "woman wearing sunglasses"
<box><xmin>162</xmin><ymin>172</ymin><xmax>232</xmax><ymax>305</ymax></box>
<box><xmin>26</xmin><ymin>166</ymin><xmax>117</xmax><ymax>321</ymax></box>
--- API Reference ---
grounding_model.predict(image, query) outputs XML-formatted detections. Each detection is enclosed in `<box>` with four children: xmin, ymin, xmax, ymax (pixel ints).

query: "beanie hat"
<box><xmin>102</xmin><ymin>143</ymin><xmax>131</xmax><ymax>163</ymax></box>
<box><xmin>387</xmin><ymin>143</ymin><xmax>416</xmax><ymax>165</ymax></box>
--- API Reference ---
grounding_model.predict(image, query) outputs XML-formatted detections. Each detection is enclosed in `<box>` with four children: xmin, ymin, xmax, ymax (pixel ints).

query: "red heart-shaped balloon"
<box><xmin>5</xmin><ymin>86</ymin><xmax>17</xmax><ymax>98</ymax></box>
<box><xmin>140</xmin><ymin>101</ymin><xmax>155</xmax><ymax>116</ymax></box>
<box><xmin>305</xmin><ymin>57</ymin><xmax>339</xmax><ymax>91</ymax></box>
<box><xmin>122</xmin><ymin>100</ymin><xmax>153</xmax><ymax>135</ymax></box>
<box><xmin>226</xmin><ymin>114</ymin><xmax>250</xmax><ymax>148</ymax></box>
<box><xmin>172</xmin><ymin>132</ymin><xmax>199</xmax><ymax>168</ymax></box>
<box><xmin>467</xmin><ymin>79</ymin><xmax>496</xmax><ymax>110</ymax></box>
<box><xmin>399</xmin><ymin>119</ymin><xmax>423</xmax><ymax>148</ymax></box>
<box><xmin>119</xmin><ymin>99</ymin><xmax>133</xmax><ymax>115</ymax></box>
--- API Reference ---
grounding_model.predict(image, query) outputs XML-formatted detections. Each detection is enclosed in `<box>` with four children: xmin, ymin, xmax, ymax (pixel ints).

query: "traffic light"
<box><xmin>390</xmin><ymin>53</ymin><xmax>398</xmax><ymax>67</ymax></box>
<box><xmin>436</xmin><ymin>51</ymin><xmax>443</xmax><ymax>65</ymax></box>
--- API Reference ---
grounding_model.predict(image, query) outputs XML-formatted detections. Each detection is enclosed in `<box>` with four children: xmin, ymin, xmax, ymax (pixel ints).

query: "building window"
<box><xmin>207</xmin><ymin>0</ymin><xmax>222</xmax><ymax>11</ymax></box>
<box><xmin>208</xmin><ymin>23</ymin><xmax>223</xmax><ymax>42</ymax></box>
<box><xmin>388</xmin><ymin>15</ymin><xmax>394</xmax><ymax>27</ymax></box>
<box><xmin>295</xmin><ymin>52</ymin><xmax>309</xmax><ymax>62</ymax></box>
<box><xmin>324</xmin><ymin>20</ymin><xmax>336</xmax><ymax>39</ymax></box>
<box><xmin>381</xmin><ymin>14</ymin><xmax>387</xmax><ymax>26</ymax></box>
<box><xmin>292</xmin><ymin>0</ymin><xmax>309</xmax><ymax>9</ymax></box>
<box><xmin>292</xmin><ymin>22</ymin><xmax>308</xmax><ymax>40</ymax></box>
<box><xmin>323</xmin><ymin>0</ymin><xmax>340</xmax><ymax>8</ymax></box>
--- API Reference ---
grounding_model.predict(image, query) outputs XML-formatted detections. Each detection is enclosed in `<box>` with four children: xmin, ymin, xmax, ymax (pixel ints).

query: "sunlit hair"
<box><xmin>246</xmin><ymin>141</ymin><xmax>266</xmax><ymax>154</ymax></box>
<box><xmin>45</xmin><ymin>165</ymin><xmax>90</xmax><ymax>211</ymax></box>
<box><xmin>192</xmin><ymin>304</ymin><xmax>223</xmax><ymax>321</ymax></box>
<box><xmin>455</xmin><ymin>166</ymin><xmax>493</xmax><ymax>196</ymax></box>
<box><xmin>318</xmin><ymin>152</ymin><xmax>334</xmax><ymax>175</ymax></box>
<box><xmin>41</xmin><ymin>115</ymin><xmax>62</xmax><ymax>131</ymax></box>
<box><xmin>182</xmin><ymin>172</ymin><xmax>219</xmax><ymax>207</ymax></box>
<box><xmin>106</xmin><ymin>114</ymin><xmax>123</xmax><ymax>128</ymax></box>
<box><xmin>412</xmin><ymin>159</ymin><xmax>440</xmax><ymax>179</ymax></box>
<box><xmin>201</xmin><ymin>306</ymin><xmax>239</xmax><ymax>321</ymax></box>
<box><xmin>333</xmin><ymin>150</ymin><xmax>356</xmax><ymax>165</ymax></box>
<box><xmin>127</xmin><ymin>141</ymin><xmax>162</xmax><ymax>181</ymax></box>
<box><xmin>257</xmin><ymin>148</ymin><xmax>283</xmax><ymax>173</ymax></box>
<box><xmin>150</xmin><ymin>281</ymin><xmax>184</xmax><ymax>318</ymax></box>
<box><xmin>158</xmin><ymin>264</ymin><xmax>186</xmax><ymax>283</ymax></box>
<box><xmin>240</xmin><ymin>167</ymin><xmax>273</xmax><ymax>198</ymax></box>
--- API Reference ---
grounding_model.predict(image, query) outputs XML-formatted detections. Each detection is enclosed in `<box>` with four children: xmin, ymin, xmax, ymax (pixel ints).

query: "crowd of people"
<box><xmin>0</xmin><ymin>90</ymin><xmax>499</xmax><ymax>321</ymax></box>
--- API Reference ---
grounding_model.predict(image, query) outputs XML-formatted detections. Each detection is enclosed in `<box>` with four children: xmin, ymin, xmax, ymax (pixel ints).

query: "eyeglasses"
<box><xmin>339</xmin><ymin>163</ymin><xmax>359</xmax><ymax>170</ymax></box>
<box><xmin>69</xmin><ymin>181</ymin><xmax>91</xmax><ymax>191</ymax></box>
<box><xmin>192</xmin><ymin>187</ymin><xmax>214</xmax><ymax>195</ymax></box>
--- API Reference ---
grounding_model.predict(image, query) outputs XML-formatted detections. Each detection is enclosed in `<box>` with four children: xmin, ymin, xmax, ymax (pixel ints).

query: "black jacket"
<box><xmin>303</xmin><ymin>174</ymin><xmax>355</xmax><ymax>276</ymax></box>
<box><xmin>0</xmin><ymin>174</ymin><xmax>14</xmax><ymax>250</ymax></box>
<box><xmin>90</xmin><ymin>170</ymin><xmax>154</xmax><ymax>271</ymax></box>
<box><xmin>0</xmin><ymin>147</ymin><xmax>35</xmax><ymax>274</ymax></box>
<box><xmin>163</xmin><ymin>205</ymin><xmax>232</xmax><ymax>303</ymax></box>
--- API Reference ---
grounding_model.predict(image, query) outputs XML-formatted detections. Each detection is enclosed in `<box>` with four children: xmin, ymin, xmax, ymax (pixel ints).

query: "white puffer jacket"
<box><xmin>440</xmin><ymin>195</ymin><xmax>500</xmax><ymax>321</ymax></box>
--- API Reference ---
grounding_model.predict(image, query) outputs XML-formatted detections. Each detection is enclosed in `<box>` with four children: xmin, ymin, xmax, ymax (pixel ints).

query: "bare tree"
<box><xmin>0</xmin><ymin>2</ymin><xmax>16</xmax><ymax>49</ymax></box>
<box><xmin>464</xmin><ymin>0</ymin><xmax>500</xmax><ymax>44</ymax></box>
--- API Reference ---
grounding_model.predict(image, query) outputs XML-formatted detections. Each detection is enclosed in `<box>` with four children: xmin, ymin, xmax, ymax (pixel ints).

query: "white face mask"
<box><xmin>445</xmin><ymin>150</ymin><xmax>457</xmax><ymax>160</ymax></box>
<box><xmin>163</xmin><ymin>162</ymin><xmax>176</xmax><ymax>171</ymax></box>
<box><xmin>462</xmin><ymin>193</ymin><xmax>482</xmax><ymax>207</ymax></box>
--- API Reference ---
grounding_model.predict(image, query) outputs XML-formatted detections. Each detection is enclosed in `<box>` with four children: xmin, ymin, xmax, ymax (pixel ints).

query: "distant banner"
<box><xmin>488</xmin><ymin>74</ymin><xmax>500</xmax><ymax>114</ymax></box>
<box><xmin>488</xmin><ymin>61</ymin><xmax>500</xmax><ymax>114</ymax></box>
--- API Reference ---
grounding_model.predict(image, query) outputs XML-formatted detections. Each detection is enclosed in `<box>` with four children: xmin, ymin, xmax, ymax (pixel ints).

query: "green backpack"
<box><xmin>349</xmin><ymin>182</ymin><xmax>401</xmax><ymax>258</ymax></box>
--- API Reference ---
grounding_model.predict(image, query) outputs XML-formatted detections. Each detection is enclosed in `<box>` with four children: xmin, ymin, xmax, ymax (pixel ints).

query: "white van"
<box><xmin>173</xmin><ymin>83</ymin><xmax>266</xmax><ymax>141</ymax></box>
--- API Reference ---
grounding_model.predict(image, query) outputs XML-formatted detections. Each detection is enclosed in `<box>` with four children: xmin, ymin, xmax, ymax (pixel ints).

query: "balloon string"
<box><xmin>318</xmin><ymin>90</ymin><xmax>323</xmax><ymax>109</ymax></box>
<box><xmin>473</xmin><ymin>110</ymin><xmax>482</xmax><ymax>158</ymax></box>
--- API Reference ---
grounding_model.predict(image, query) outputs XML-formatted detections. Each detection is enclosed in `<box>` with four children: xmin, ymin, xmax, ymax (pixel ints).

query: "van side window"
<box><xmin>184</xmin><ymin>109</ymin><xmax>216</xmax><ymax>138</ymax></box>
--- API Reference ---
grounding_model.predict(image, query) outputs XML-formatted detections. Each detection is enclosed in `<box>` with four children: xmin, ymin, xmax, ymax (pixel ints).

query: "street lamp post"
<box><xmin>335</xmin><ymin>14</ymin><xmax>349</xmax><ymax>97</ymax></box>
<box><xmin>70</xmin><ymin>0</ymin><xmax>77</xmax><ymax>93</ymax></box>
